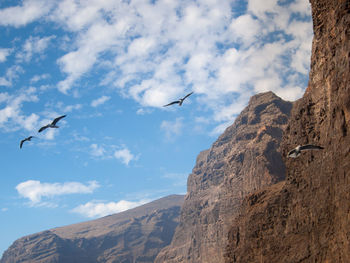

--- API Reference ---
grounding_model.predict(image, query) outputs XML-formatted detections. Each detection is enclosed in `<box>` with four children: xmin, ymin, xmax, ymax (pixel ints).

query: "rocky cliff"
<box><xmin>155</xmin><ymin>92</ymin><xmax>292</xmax><ymax>263</ymax></box>
<box><xmin>0</xmin><ymin>195</ymin><xmax>184</xmax><ymax>263</ymax></box>
<box><xmin>225</xmin><ymin>0</ymin><xmax>350</xmax><ymax>262</ymax></box>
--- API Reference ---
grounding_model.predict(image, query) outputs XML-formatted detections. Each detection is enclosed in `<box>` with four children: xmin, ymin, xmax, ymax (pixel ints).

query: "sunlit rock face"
<box><xmin>156</xmin><ymin>91</ymin><xmax>292</xmax><ymax>263</ymax></box>
<box><xmin>0</xmin><ymin>195</ymin><xmax>184</xmax><ymax>263</ymax></box>
<box><xmin>225</xmin><ymin>1</ymin><xmax>350</xmax><ymax>262</ymax></box>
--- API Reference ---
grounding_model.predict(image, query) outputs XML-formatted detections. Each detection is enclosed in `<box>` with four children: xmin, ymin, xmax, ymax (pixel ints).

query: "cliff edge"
<box><xmin>225</xmin><ymin>0</ymin><xmax>350</xmax><ymax>262</ymax></box>
<box><xmin>156</xmin><ymin>92</ymin><xmax>292</xmax><ymax>263</ymax></box>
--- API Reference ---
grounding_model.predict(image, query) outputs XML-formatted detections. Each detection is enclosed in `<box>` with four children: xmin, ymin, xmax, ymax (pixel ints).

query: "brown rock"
<box><xmin>225</xmin><ymin>0</ymin><xmax>350</xmax><ymax>262</ymax></box>
<box><xmin>156</xmin><ymin>92</ymin><xmax>292</xmax><ymax>263</ymax></box>
<box><xmin>0</xmin><ymin>195</ymin><xmax>184</xmax><ymax>263</ymax></box>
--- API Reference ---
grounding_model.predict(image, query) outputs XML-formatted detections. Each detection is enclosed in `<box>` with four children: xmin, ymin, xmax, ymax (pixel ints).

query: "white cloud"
<box><xmin>0</xmin><ymin>0</ymin><xmax>52</xmax><ymax>27</ymax></box>
<box><xmin>229</xmin><ymin>14</ymin><xmax>262</xmax><ymax>45</ymax></box>
<box><xmin>161</xmin><ymin>117</ymin><xmax>184</xmax><ymax>140</ymax></box>
<box><xmin>16</xmin><ymin>180</ymin><xmax>100</xmax><ymax>206</ymax></box>
<box><xmin>3</xmin><ymin>0</ymin><xmax>312</xmax><ymax>132</ymax></box>
<box><xmin>114</xmin><ymin>147</ymin><xmax>135</xmax><ymax>166</ymax></box>
<box><xmin>0</xmin><ymin>48</ymin><xmax>12</xmax><ymax>62</ymax></box>
<box><xmin>91</xmin><ymin>95</ymin><xmax>110</xmax><ymax>107</ymax></box>
<box><xmin>90</xmin><ymin>143</ymin><xmax>105</xmax><ymax>157</ymax></box>
<box><xmin>0</xmin><ymin>87</ymin><xmax>39</xmax><ymax>132</ymax></box>
<box><xmin>71</xmin><ymin>199</ymin><xmax>148</xmax><ymax>218</ymax></box>
<box><xmin>0</xmin><ymin>65</ymin><xmax>24</xmax><ymax>87</ymax></box>
<box><xmin>30</xmin><ymin>73</ymin><xmax>50</xmax><ymax>83</ymax></box>
<box><xmin>16</xmin><ymin>35</ymin><xmax>55</xmax><ymax>62</ymax></box>
<box><xmin>0</xmin><ymin>77</ymin><xmax>11</xmax><ymax>87</ymax></box>
<box><xmin>62</xmin><ymin>103</ymin><xmax>82</xmax><ymax>112</ymax></box>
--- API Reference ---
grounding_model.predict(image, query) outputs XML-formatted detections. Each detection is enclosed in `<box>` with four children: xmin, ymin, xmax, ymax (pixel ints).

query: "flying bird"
<box><xmin>163</xmin><ymin>92</ymin><xmax>194</xmax><ymax>107</ymax></box>
<box><xmin>38</xmin><ymin>115</ymin><xmax>67</xmax><ymax>133</ymax></box>
<box><xmin>20</xmin><ymin>136</ymin><xmax>35</xmax><ymax>149</ymax></box>
<box><xmin>287</xmin><ymin>144</ymin><xmax>324</xmax><ymax>158</ymax></box>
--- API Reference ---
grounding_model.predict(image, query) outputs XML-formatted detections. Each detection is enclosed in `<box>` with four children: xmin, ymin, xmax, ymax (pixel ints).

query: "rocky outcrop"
<box><xmin>225</xmin><ymin>0</ymin><xmax>350</xmax><ymax>262</ymax></box>
<box><xmin>155</xmin><ymin>92</ymin><xmax>292</xmax><ymax>263</ymax></box>
<box><xmin>0</xmin><ymin>195</ymin><xmax>184</xmax><ymax>263</ymax></box>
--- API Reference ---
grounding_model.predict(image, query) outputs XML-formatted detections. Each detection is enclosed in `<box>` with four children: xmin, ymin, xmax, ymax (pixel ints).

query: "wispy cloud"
<box><xmin>91</xmin><ymin>95</ymin><xmax>110</xmax><ymax>107</ymax></box>
<box><xmin>16</xmin><ymin>35</ymin><xmax>55</xmax><ymax>62</ymax></box>
<box><xmin>0</xmin><ymin>48</ymin><xmax>12</xmax><ymax>63</ymax></box>
<box><xmin>0</xmin><ymin>87</ymin><xmax>39</xmax><ymax>132</ymax></box>
<box><xmin>114</xmin><ymin>147</ymin><xmax>136</xmax><ymax>166</ymax></box>
<box><xmin>90</xmin><ymin>143</ymin><xmax>105</xmax><ymax>157</ymax></box>
<box><xmin>0</xmin><ymin>65</ymin><xmax>24</xmax><ymax>87</ymax></box>
<box><xmin>163</xmin><ymin>172</ymin><xmax>188</xmax><ymax>188</ymax></box>
<box><xmin>16</xmin><ymin>180</ymin><xmax>100</xmax><ymax>206</ymax></box>
<box><xmin>0</xmin><ymin>0</ymin><xmax>53</xmax><ymax>27</ymax></box>
<box><xmin>161</xmin><ymin>117</ymin><xmax>184</xmax><ymax>140</ymax></box>
<box><xmin>0</xmin><ymin>0</ymin><xmax>312</xmax><ymax>133</ymax></box>
<box><xmin>71</xmin><ymin>199</ymin><xmax>148</xmax><ymax>218</ymax></box>
<box><xmin>30</xmin><ymin>73</ymin><xmax>50</xmax><ymax>83</ymax></box>
<box><xmin>46</xmin><ymin>0</ymin><xmax>311</xmax><ymax>129</ymax></box>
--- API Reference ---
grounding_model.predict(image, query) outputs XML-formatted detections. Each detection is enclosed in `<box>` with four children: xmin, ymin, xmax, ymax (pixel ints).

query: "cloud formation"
<box><xmin>0</xmin><ymin>0</ymin><xmax>52</xmax><ymax>27</ymax></box>
<box><xmin>47</xmin><ymin>0</ymin><xmax>311</xmax><ymax>130</ymax></box>
<box><xmin>91</xmin><ymin>95</ymin><xmax>110</xmax><ymax>107</ymax></box>
<box><xmin>114</xmin><ymin>147</ymin><xmax>136</xmax><ymax>166</ymax></box>
<box><xmin>161</xmin><ymin>117</ymin><xmax>184</xmax><ymax>140</ymax></box>
<box><xmin>0</xmin><ymin>0</ymin><xmax>313</xmax><ymax>133</ymax></box>
<box><xmin>71</xmin><ymin>199</ymin><xmax>148</xmax><ymax>218</ymax></box>
<box><xmin>16</xmin><ymin>180</ymin><xmax>99</xmax><ymax>205</ymax></box>
<box><xmin>0</xmin><ymin>48</ymin><xmax>12</xmax><ymax>63</ymax></box>
<box><xmin>16</xmin><ymin>35</ymin><xmax>54</xmax><ymax>62</ymax></box>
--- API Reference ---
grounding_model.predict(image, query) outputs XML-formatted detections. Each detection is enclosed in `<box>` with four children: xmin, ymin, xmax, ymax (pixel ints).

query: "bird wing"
<box><xmin>300</xmin><ymin>144</ymin><xmax>324</xmax><ymax>151</ymax></box>
<box><xmin>163</xmin><ymin>101</ymin><xmax>180</xmax><ymax>107</ymax></box>
<box><xmin>20</xmin><ymin>139</ymin><xmax>25</xmax><ymax>149</ymax></box>
<box><xmin>51</xmin><ymin>115</ymin><xmax>66</xmax><ymax>125</ymax></box>
<box><xmin>38</xmin><ymin>125</ymin><xmax>48</xmax><ymax>133</ymax></box>
<box><xmin>287</xmin><ymin>148</ymin><xmax>297</xmax><ymax>157</ymax></box>
<box><xmin>182</xmin><ymin>92</ymin><xmax>193</xmax><ymax>100</ymax></box>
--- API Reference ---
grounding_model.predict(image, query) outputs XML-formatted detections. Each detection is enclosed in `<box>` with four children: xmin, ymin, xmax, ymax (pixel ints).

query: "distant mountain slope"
<box><xmin>1</xmin><ymin>195</ymin><xmax>184</xmax><ymax>263</ymax></box>
<box><xmin>156</xmin><ymin>92</ymin><xmax>292</xmax><ymax>263</ymax></box>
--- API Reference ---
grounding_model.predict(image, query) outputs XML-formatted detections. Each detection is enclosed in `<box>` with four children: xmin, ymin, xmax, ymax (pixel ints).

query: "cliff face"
<box><xmin>156</xmin><ymin>92</ymin><xmax>292</xmax><ymax>263</ymax></box>
<box><xmin>226</xmin><ymin>0</ymin><xmax>350</xmax><ymax>262</ymax></box>
<box><xmin>0</xmin><ymin>195</ymin><xmax>184</xmax><ymax>263</ymax></box>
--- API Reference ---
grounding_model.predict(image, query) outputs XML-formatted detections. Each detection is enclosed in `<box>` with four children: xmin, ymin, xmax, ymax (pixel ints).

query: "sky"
<box><xmin>0</xmin><ymin>0</ymin><xmax>312</xmax><ymax>256</ymax></box>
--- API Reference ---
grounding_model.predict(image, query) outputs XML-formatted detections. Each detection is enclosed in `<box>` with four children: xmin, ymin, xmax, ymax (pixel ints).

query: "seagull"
<box><xmin>163</xmin><ymin>92</ymin><xmax>193</xmax><ymax>107</ymax></box>
<box><xmin>20</xmin><ymin>136</ymin><xmax>36</xmax><ymax>149</ymax></box>
<box><xmin>38</xmin><ymin>115</ymin><xmax>67</xmax><ymax>133</ymax></box>
<box><xmin>287</xmin><ymin>144</ymin><xmax>324</xmax><ymax>158</ymax></box>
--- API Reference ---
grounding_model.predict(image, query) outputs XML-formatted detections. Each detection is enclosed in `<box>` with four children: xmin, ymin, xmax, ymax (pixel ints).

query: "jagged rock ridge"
<box><xmin>225</xmin><ymin>0</ymin><xmax>350</xmax><ymax>262</ymax></box>
<box><xmin>0</xmin><ymin>195</ymin><xmax>184</xmax><ymax>263</ymax></box>
<box><xmin>156</xmin><ymin>92</ymin><xmax>292</xmax><ymax>263</ymax></box>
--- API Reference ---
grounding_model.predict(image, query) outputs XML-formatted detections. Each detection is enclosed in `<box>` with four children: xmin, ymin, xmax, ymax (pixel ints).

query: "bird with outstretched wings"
<box><xmin>287</xmin><ymin>144</ymin><xmax>324</xmax><ymax>158</ymax></box>
<box><xmin>163</xmin><ymin>92</ymin><xmax>193</xmax><ymax>107</ymax></box>
<box><xmin>38</xmin><ymin>115</ymin><xmax>67</xmax><ymax>133</ymax></box>
<box><xmin>20</xmin><ymin>136</ymin><xmax>36</xmax><ymax>149</ymax></box>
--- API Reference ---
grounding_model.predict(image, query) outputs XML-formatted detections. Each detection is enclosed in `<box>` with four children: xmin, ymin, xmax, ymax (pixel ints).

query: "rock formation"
<box><xmin>225</xmin><ymin>0</ymin><xmax>350</xmax><ymax>262</ymax></box>
<box><xmin>155</xmin><ymin>92</ymin><xmax>292</xmax><ymax>263</ymax></box>
<box><xmin>0</xmin><ymin>195</ymin><xmax>184</xmax><ymax>263</ymax></box>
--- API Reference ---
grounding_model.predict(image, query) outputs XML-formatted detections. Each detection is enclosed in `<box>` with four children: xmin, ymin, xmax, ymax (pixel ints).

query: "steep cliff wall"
<box><xmin>1</xmin><ymin>195</ymin><xmax>184</xmax><ymax>263</ymax></box>
<box><xmin>156</xmin><ymin>92</ymin><xmax>292</xmax><ymax>263</ymax></box>
<box><xmin>225</xmin><ymin>0</ymin><xmax>350</xmax><ymax>262</ymax></box>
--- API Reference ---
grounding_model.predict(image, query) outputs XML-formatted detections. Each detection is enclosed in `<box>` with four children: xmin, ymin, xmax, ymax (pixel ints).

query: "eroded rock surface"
<box><xmin>225</xmin><ymin>0</ymin><xmax>350</xmax><ymax>262</ymax></box>
<box><xmin>156</xmin><ymin>92</ymin><xmax>292</xmax><ymax>263</ymax></box>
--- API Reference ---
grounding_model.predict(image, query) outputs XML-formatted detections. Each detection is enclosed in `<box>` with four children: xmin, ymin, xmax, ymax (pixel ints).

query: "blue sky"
<box><xmin>0</xmin><ymin>0</ymin><xmax>312</xmax><ymax>256</ymax></box>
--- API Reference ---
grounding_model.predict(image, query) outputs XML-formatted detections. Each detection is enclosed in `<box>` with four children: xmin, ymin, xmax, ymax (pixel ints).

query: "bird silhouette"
<box><xmin>20</xmin><ymin>136</ymin><xmax>36</xmax><ymax>149</ymax></box>
<box><xmin>287</xmin><ymin>144</ymin><xmax>324</xmax><ymax>158</ymax></box>
<box><xmin>38</xmin><ymin>115</ymin><xmax>67</xmax><ymax>133</ymax></box>
<box><xmin>163</xmin><ymin>92</ymin><xmax>193</xmax><ymax>107</ymax></box>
